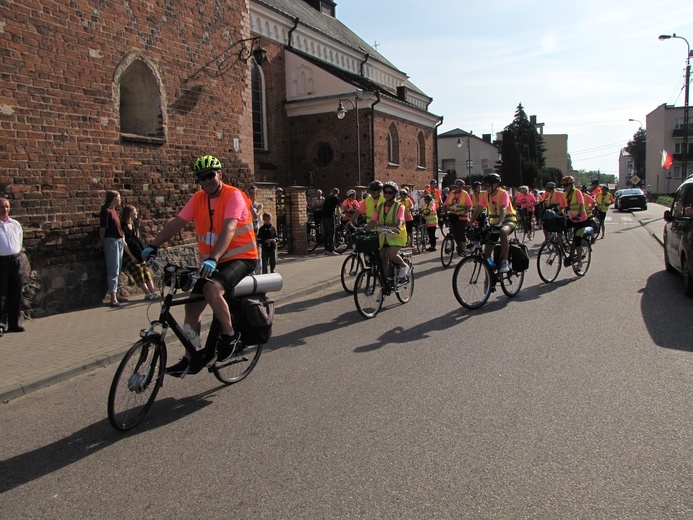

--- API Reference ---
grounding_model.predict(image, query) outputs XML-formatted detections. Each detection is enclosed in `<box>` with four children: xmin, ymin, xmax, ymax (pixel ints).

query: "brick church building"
<box><xmin>1</xmin><ymin>0</ymin><xmax>440</xmax><ymax>316</ymax></box>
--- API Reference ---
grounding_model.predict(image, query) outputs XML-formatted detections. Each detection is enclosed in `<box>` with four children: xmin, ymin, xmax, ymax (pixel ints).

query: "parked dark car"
<box><xmin>663</xmin><ymin>176</ymin><xmax>693</xmax><ymax>296</ymax></box>
<box><xmin>615</xmin><ymin>188</ymin><xmax>647</xmax><ymax>211</ymax></box>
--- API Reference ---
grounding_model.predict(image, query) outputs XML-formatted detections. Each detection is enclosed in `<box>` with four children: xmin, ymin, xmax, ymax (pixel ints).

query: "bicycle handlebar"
<box><xmin>147</xmin><ymin>258</ymin><xmax>284</xmax><ymax>295</ymax></box>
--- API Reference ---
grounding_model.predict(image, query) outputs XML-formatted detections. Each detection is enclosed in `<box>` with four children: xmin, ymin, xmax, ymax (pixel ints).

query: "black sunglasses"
<box><xmin>197</xmin><ymin>171</ymin><xmax>217</xmax><ymax>182</ymax></box>
<box><xmin>383</xmin><ymin>190</ymin><xmax>396</xmax><ymax>195</ymax></box>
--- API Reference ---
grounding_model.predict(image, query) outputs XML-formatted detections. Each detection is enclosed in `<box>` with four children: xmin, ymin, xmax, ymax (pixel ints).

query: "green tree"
<box><xmin>498</xmin><ymin>104</ymin><xmax>545</xmax><ymax>187</ymax></box>
<box><xmin>625</xmin><ymin>128</ymin><xmax>646</xmax><ymax>185</ymax></box>
<box><xmin>498</xmin><ymin>129</ymin><xmax>521</xmax><ymax>186</ymax></box>
<box><xmin>538</xmin><ymin>167</ymin><xmax>563</xmax><ymax>187</ymax></box>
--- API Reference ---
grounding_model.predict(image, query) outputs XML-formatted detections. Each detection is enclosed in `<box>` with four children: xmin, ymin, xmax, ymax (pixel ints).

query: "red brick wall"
<box><xmin>374</xmin><ymin>115</ymin><xmax>437</xmax><ymax>191</ymax></box>
<box><xmin>1</xmin><ymin>0</ymin><xmax>254</xmax><ymax>268</ymax></box>
<box><xmin>0</xmin><ymin>0</ymin><xmax>255</xmax><ymax>314</ymax></box>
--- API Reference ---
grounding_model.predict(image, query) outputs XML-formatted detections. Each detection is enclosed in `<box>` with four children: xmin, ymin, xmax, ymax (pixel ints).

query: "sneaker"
<box><xmin>499</xmin><ymin>260</ymin><xmax>510</xmax><ymax>273</ymax></box>
<box><xmin>575</xmin><ymin>260</ymin><xmax>583</xmax><ymax>272</ymax></box>
<box><xmin>217</xmin><ymin>331</ymin><xmax>242</xmax><ymax>363</ymax></box>
<box><xmin>329</xmin><ymin>250</ymin><xmax>340</xmax><ymax>256</ymax></box>
<box><xmin>166</xmin><ymin>357</ymin><xmax>203</xmax><ymax>378</ymax></box>
<box><xmin>146</xmin><ymin>292</ymin><xmax>162</xmax><ymax>300</ymax></box>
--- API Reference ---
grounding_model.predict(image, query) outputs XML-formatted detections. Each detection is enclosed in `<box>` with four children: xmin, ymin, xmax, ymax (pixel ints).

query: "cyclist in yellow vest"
<box><xmin>141</xmin><ymin>155</ymin><xmax>258</xmax><ymax>377</ymax></box>
<box><xmin>421</xmin><ymin>193</ymin><xmax>439</xmax><ymax>251</ymax></box>
<box><xmin>469</xmin><ymin>181</ymin><xmax>483</xmax><ymax>213</ymax></box>
<box><xmin>364</xmin><ymin>181</ymin><xmax>409</xmax><ymax>280</ymax></box>
<box><xmin>398</xmin><ymin>188</ymin><xmax>415</xmax><ymax>244</ymax></box>
<box><xmin>443</xmin><ymin>178</ymin><xmax>473</xmax><ymax>256</ymax></box>
<box><xmin>595</xmin><ymin>184</ymin><xmax>614</xmax><ymax>239</ymax></box>
<box><xmin>349</xmin><ymin>180</ymin><xmax>385</xmax><ymax>227</ymax></box>
<box><xmin>469</xmin><ymin>173</ymin><xmax>517</xmax><ymax>273</ymax></box>
<box><xmin>560</xmin><ymin>175</ymin><xmax>590</xmax><ymax>268</ymax></box>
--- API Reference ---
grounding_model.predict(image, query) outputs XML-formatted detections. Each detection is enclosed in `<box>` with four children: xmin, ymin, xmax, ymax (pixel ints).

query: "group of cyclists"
<box><xmin>335</xmin><ymin>172</ymin><xmax>616</xmax><ymax>283</ymax></box>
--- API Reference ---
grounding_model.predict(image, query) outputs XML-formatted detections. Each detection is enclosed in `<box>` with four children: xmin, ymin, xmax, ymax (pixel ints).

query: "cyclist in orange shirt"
<box><xmin>560</xmin><ymin>175</ymin><xmax>589</xmax><ymax>268</ymax></box>
<box><xmin>514</xmin><ymin>185</ymin><xmax>537</xmax><ymax>238</ymax></box>
<box><xmin>443</xmin><ymin>179</ymin><xmax>473</xmax><ymax>255</ymax></box>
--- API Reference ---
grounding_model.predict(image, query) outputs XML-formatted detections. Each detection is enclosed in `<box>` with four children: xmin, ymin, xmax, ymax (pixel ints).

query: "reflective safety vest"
<box><xmin>364</xmin><ymin>194</ymin><xmax>385</xmax><ymax>220</ymax></box>
<box><xmin>376</xmin><ymin>200</ymin><xmax>407</xmax><ymax>247</ymax></box>
<box><xmin>596</xmin><ymin>191</ymin><xmax>614</xmax><ymax>212</ymax></box>
<box><xmin>470</xmin><ymin>191</ymin><xmax>482</xmax><ymax>211</ymax></box>
<box><xmin>193</xmin><ymin>184</ymin><xmax>258</xmax><ymax>262</ymax></box>
<box><xmin>561</xmin><ymin>188</ymin><xmax>587</xmax><ymax>222</ymax></box>
<box><xmin>445</xmin><ymin>190</ymin><xmax>472</xmax><ymax>218</ymax></box>
<box><xmin>486</xmin><ymin>189</ymin><xmax>516</xmax><ymax>225</ymax></box>
<box><xmin>400</xmin><ymin>196</ymin><xmax>414</xmax><ymax>221</ymax></box>
<box><xmin>422</xmin><ymin>202</ymin><xmax>438</xmax><ymax>226</ymax></box>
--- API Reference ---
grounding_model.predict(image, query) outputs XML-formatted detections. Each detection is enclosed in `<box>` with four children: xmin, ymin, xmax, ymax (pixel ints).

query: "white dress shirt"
<box><xmin>0</xmin><ymin>217</ymin><xmax>23</xmax><ymax>256</ymax></box>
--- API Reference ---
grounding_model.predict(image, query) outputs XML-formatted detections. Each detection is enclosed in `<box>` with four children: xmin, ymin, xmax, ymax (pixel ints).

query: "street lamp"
<box><xmin>628</xmin><ymin>118</ymin><xmax>643</xmax><ymax>128</ymax></box>
<box><xmin>457</xmin><ymin>131</ymin><xmax>473</xmax><ymax>183</ymax></box>
<box><xmin>659</xmin><ymin>33</ymin><xmax>692</xmax><ymax>181</ymax></box>
<box><xmin>337</xmin><ymin>89</ymin><xmax>364</xmax><ymax>186</ymax></box>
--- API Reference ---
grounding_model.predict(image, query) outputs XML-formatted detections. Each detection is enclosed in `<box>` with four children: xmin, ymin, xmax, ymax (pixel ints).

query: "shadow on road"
<box><xmin>640</xmin><ymin>271</ymin><xmax>693</xmax><ymax>352</ymax></box>
<box><xmin>0</xmin><ymin>386</ymin><xmax>225</xmax><ymax>493</ymax></box>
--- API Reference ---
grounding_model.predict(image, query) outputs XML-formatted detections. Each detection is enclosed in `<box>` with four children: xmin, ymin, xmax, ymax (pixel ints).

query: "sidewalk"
<box><xmin>0</xmin><ymin>251</ymin><xmax>346</xmax><ymax>402</ymax></box>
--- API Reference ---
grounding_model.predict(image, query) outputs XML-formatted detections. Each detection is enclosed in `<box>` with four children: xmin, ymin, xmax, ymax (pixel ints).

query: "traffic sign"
<box><xmin>631</xmin><ymin>175</ymin><xmax>640</xmax><ymax>185</ymax></box>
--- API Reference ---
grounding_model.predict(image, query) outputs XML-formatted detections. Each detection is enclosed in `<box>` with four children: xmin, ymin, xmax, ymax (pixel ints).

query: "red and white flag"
<box><xmin>661</xmin><ymin>150</ymin><xmax>673</xmax><ymax>170</ymax></box>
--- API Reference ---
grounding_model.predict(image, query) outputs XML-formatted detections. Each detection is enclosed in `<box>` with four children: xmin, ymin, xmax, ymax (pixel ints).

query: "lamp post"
<box><xmin>337</xmin><ymin>89</ymin><xmax>364</xmax><ymax>186</ymax></box>
<box><xmin>659</xmin><ymin>33</ymin><xmax>692</xmax><ymax>181</ymax></box>
<box><xmin>457</xmin><ymin>131</ymin><xmax>473</xmax><ymax>183</ymax></box>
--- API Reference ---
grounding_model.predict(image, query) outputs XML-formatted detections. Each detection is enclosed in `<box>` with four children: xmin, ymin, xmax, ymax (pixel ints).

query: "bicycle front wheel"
<box><xmin>340</xmin><ymin>253</ymin><xmax>364</xmax><ymax>294</ymax></box>
<box><xmin>452</xmin><ymin>256</ymin><xmax>492</xmax><ymax>309</ymax></box>
<box><xmin>500</xmin><ymin>268</ymin><xmax>525</xmax><ymax>297</ymax></box>
<box><xmin>334</xmin><ymin>226</ymin><xmax>350</xmax><ymax>254</ymax></box>
<box><xmin>440</xmin><ymin>234</ymin><xmax>455</xmax><ymax>268</ymax></box>
<box><xmin>537</xmin><ymin>241</ymin><xmax>562</xmax><ymax>283</ymax></box>
<box><xmin>108</xmin><ymin>337</ymin><xmax>166</xmax><ymax>431</ymax></box>
<box><xmin>395</xmin><ymin>259</ymin><xmax>415</xmax><ymax>304</ymax></box>
<box><xmin>354</xmin><ymin>269</ymin><xmax>384</xmax><ymax>318</ymax></box>
<box><xmin>570</xmin><ymin>236</ymin><xmax>592</xmax><ymax>276</ymax></box>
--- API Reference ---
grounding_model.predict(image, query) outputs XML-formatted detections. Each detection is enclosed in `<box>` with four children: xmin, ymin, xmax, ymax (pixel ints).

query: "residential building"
<box><xmin>437</xmin><ymin>129</ymin><xmax>500</xmax><ymax>184</ymax></box>
<box><xmin>645</xmin><ymin>103</ymin><xmax>692</xmax><ymax>194</ymax></box>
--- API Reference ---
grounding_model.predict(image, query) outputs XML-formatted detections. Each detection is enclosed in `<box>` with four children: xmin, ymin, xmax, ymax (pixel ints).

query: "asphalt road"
<box><xmin>1</xmin><ymin>211</ymin><xmax>691</xmax><ymax>518</ymax></box>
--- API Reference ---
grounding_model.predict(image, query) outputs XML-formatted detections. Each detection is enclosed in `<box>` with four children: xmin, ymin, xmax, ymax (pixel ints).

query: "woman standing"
<box><xmin>96</xmin><ymin>190</ymin><xmax>125</xmax><ymax>307</ymax></box>
<box><xmin>121</xmin><ymin>205</ymin><xmax>160</xmax><ymax>300</ymax></box>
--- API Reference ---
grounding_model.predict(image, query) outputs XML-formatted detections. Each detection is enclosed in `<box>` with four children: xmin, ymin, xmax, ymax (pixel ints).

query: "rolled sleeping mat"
<box><xmin>234</xmin><ymin>273</ymin><xmax>283</xmax><ymax>297</ymax></box>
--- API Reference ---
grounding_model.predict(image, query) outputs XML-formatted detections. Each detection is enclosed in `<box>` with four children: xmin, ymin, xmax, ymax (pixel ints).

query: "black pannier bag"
<box><xmin>230</xmin><ymin>294</ymin><xmax>275</xmax><ymax>345</ymax></box>
<box><xmin>492</xmin><ymin>244</ymin><xmax>530</xmax><ymax>272</ymax></box>
<box><xmin>542</xmin><ymin>209</ymin><xmax>566</xmax><ymax>232</ymax></box>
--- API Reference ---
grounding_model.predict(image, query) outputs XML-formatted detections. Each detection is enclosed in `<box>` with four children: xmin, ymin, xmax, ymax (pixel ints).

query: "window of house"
<box><xmin>119</xmin><ymin>58</ymin><xmax>165</xmax><ymax>143</ymax></box>
<box><xmin>316</xmin><ymin>144</ymin><xmax>333</xmax><ymax>166</ymax></box>
<box><xmin>251</xmin><ymin>59</ymin><xmax>267</xmax><ymax>150</ymax></box>
<box><xmin>416</xmin><ymin>131</ymin><xmax>426</xmax><ymax>167</ymax></box>
<box><xmin>387</xmin><ymin>123</ymin><xmax>399</xmax><ymax>165</ymax></box>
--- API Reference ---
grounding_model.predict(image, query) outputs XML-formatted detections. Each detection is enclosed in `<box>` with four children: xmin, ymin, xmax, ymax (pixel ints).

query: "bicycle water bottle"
<box><xmin>584</xmin><ymin>226</ymin><xmax>593</xmax><ymax>235</ymax></box>
<box><xmin>487</xmin><ymin>257</ymin><xmax>496</xmax><ymax>269</ymax></box>
<box><xmin>183</xmin><ymin>323</ymin><xmax>201</xmax><ymax>349</ymax></box>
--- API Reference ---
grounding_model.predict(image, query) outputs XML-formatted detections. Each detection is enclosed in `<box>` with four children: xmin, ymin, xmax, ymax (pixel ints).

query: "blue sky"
<box><xmin>338</xmin><ymin>0</ymin><xmax>693</xmax><ymax>175</ymax></box>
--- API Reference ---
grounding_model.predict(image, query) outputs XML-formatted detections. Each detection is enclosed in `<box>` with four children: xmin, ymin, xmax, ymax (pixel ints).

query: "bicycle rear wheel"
<box><xmin>452</xmin><ymin>256</ymin><xmax>492</xmax><ymax>309</ymax></box>
<box><xmin>440</xmin><ymin>234</ymin><xmax>455</xmax><ymax>268</ymax></box>
<box><xmin>537</xmin><ymin>241</ymin><xmax>562</xmax><ymax>283</ymax></box>
<box><xmin>415</xmin><ymin>225</ymin><xmax>427</xmax><ymax>254</ymax></box>
<box><xmin>108</xmin><ymin>337</ymin><xmax>166</xmax><ymax>431</ymax></box>
<box><xmin>307</xmin><ymin>225</ymin><xmax>318</xmax><ymax>252</ymax></box>
<box><xmin>500</xmin><ymin>268</ymin><xmax>525</xmax><ymax>297</ymax></box>
<box><xmin>340</xmin><ymin>253</ymin><xmax>364</xmax><ymax>294</ymax></box>
<box><xmin>395</xmin><ymin>258</ymin><xmax>415</xmax><ymax>304</ymax></box>
<box><xmin>354</xmin><ymin>269</ymin><xmax>384</xmax><ymax>318</ymax></box>
<box><xmin>213</xmin><ymin>341</ymin><xmax>263</xmax><ymax>384</ymax></box>
<box><xmin>570</xmin><ymin>236</ymin><xmax>592</xmax><ymax>276</ymax></box>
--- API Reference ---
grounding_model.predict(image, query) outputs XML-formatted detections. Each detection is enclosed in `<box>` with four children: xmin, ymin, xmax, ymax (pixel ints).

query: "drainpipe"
<box><xmin>287</xmin><ymin>17</ymin><xmax>299</xmax><ymax>48</ymax></box>
<box><xmin>360</xmin><ymin>53</ymin><xmax>370</xmax><ymax>76</ymax></box>
<box><xmin>369</xmin><ymin>90</ymin><xmax>381</xmax><ymax>184</ymax></box>
<box><xmin>434</xmin><ymin>117</ymin><xmax>443</xmax><ymax>183</ymax></box>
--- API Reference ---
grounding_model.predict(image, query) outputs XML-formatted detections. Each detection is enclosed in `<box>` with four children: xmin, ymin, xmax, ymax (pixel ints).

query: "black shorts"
<box><xmin>192</xmin><ymin>258</ymin><xmax>257</xmax><ymax>296</ymax></box>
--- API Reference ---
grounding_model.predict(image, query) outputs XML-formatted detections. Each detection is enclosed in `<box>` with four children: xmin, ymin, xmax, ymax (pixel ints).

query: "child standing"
<box><xmin>257</xmin><ymin>213</ymin><xmax>278</xmax><ymax>274</ymax></box>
